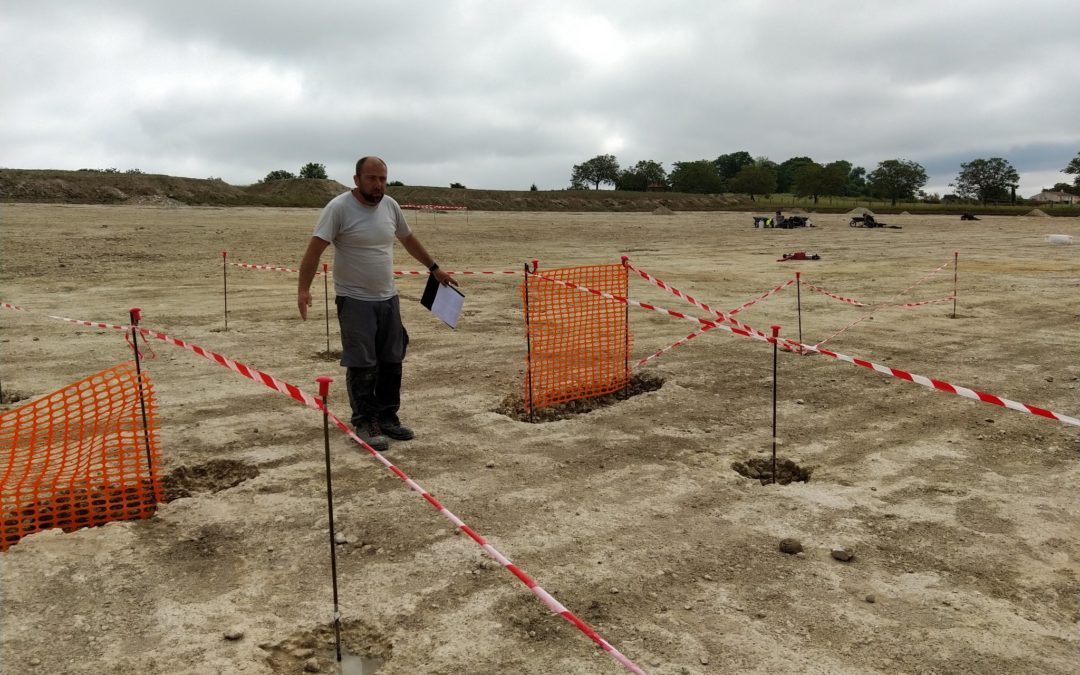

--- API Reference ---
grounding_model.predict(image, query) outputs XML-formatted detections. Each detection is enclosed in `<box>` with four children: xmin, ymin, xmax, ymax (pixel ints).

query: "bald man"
<box><xmin>298</xmin><ymin>156</ymin><xmax>458</xmax><ymax>451</ymax></box>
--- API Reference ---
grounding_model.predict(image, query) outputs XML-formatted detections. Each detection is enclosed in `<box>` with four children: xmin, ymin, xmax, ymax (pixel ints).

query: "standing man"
<box><xmin>298</xmin><ymin>156</ymin><xmax>457</xmax><ymax>451</ymax></box>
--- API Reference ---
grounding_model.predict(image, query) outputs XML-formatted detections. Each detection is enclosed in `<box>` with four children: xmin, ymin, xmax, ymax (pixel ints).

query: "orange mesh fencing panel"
<box><xmin>521</xmin><ymin>263</ymin><xmax>632</xmax><ymax>410</ymax></box>
<box><xmin>1</xmin><ymin>362</ymin><xmax>161</xmax><ymax>551</ymax></box>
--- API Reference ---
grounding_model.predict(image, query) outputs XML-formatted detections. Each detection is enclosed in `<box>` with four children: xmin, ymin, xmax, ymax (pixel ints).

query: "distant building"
<box><xmin>1030</xmin><ymin>190</ymin><xmax>1080</xmax><ymax>204</ymax></box>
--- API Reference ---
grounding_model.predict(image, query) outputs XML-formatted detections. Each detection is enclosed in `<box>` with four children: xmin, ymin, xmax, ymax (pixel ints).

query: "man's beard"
<box><xmin>359</xmin><ymin>188</ymin><xmax>383</xmax><ymax>204</ymax></box>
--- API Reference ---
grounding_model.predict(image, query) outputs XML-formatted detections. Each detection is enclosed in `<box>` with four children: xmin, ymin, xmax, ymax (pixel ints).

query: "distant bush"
<box><xmin>450</xmin><ymin>182</ymin><xmax>466</xmax><ymax>189</ymax></box>
<box><xmin>124</xmin><ymin>168</ymin><xmax>144</xmax><ymax>175</ymax></box>
<box><xmin>299</xmin><ymin>162</ymin><xmax>327</xmax><ymax>179</ymax></box>
<box><xmin>530</xmin><ymin>183</ymin><xmax>538</xmax><ymax>191</ymax></box>
<box><xmin>389</xmin><ymin>180</ymin><xmax>404</xmax><ymax>186</ymax></box>
<box><xmin>262</xmin><ymin>170</ymin><xmax>296</xmax><ymax>182</ymax></box>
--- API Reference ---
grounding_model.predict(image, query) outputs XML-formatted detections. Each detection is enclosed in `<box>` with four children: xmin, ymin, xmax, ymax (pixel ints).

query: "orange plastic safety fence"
<box><xmin>1</xmin><ymin>362</ymin><xmax>161</xmax><ymax>551</ymax></box>
<box><xmin>521</xmin><ymin>264</ymin><xmax>632</xmax><ymax>410</ymax></box>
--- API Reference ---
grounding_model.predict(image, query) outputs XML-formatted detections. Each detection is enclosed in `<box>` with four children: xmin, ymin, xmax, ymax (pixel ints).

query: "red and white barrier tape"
<box><xmin>804</xmin><ymin>284</ymin><xmax>954</xmax><ymax>310</ymax></box>
<box><xmin>620</xmin><ymin>262</ymin><xmax>797</xmax><ymax>351</ymax></box>
<box><xmin>634</xmin><ymin>324</ymin><xmax>719</xmax><ymax>368</ymax></box>
<box><xmin>1</xmin><ymin>303</ymin><xmax>646</xmax><ymax>674</ymax></box>
<box><xmin>395</xmin><ymin>270</ymin><xmax>522</xmax><ymax>277</ymax></box>
<box><xmin>812</xmin><ymin>259</ymin><xmax>956</xmax><ymax>348</ymax></box>
<box><xmin>727</xmin><ymin>278</ymin><xmax>796</xmax><ymax>317</ymax></box>
<box><xmin>231</xmin><ymin>261</ymin><xmax>519</xmax><ymax>278</ymax></box>
<box><xmin>400</xmin><ymin>204</ymin><xmax>468</xmax><ymax>211</ymax></box>
<box><xmin>521</xmin><ymin>276</ymin><xmax>1080</xmax><ymax>427</ymax></box>
<box><xmin>804</xmin><ymin>284</ymin><xmax>867</xmax><ymax>306</ymax></box>
<box><xmin>230</xmin><ymin>261</ymin><xmax>327</xmax><ymax>276</ymax></box>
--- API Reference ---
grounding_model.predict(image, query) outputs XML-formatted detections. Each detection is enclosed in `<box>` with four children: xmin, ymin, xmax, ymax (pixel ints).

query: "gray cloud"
<box><xmin>2</xmin><ymin>1</ymin><xmax>1077</xmax><ymax>195</ymax></box>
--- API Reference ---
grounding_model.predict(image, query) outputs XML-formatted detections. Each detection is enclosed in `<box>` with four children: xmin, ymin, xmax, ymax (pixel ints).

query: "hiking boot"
<box><xmin>378</xmin><ymin>415</ymin><xmax>414</xmax><ymax>441</ymax></box>
<box><xmin>355</xmin><ymin>420</ymin><xmax>390</xmax><ymax>452</ymax></box>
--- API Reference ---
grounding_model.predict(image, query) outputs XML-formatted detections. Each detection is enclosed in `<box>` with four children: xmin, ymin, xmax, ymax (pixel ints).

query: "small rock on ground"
<box><xmin>779</xmin><ymin>538</ymin><xmax>803</xmax><ymax>554</ymax></box>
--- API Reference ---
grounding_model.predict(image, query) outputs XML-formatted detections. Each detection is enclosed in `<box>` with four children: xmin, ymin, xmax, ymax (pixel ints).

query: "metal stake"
<box><xmin>771</xmin><ymin>324</ymin><xmax>780</xmax><ymax>485</ymax></box>
<box><xmin>523</xmin><ymin>262</ymin><xmax>535</xmax><ymax>423</ymax></box>
<box><xmin>222</xmin><ymin>251</ymin><xmax>229</xmax><ymax>332</ymax></box>
<box><xmin>323</xmin><ymin>262</ymin><xmax>331</xmax><ymax>354</ymax></box>
<box><xmin>952</xmin><ymin>251</ymin><xmax>959</xmax><ymax>319</ymax></box>
<box><xmin>621</xmin><ymin>256</ymin><xmax>630</xmax><ymax>398</ymax></box>
<box><xmin>316</xmin><ymin>376</ymin><xmax>343</xmax><ymax>665</ymax></box>
<box><xmin>129</xmin><ymin>308</ymin><xmax>156</xmax><ymax>484</ymax></box>
<box><xmin>795</xmin><ymin>271</ymin><xmax>803</xmax><ymax>346</ymax></box>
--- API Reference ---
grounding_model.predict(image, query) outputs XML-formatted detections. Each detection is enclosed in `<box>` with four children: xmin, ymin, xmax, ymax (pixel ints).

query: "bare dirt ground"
<box><xmin>1</xmin><ymin>204</ymin><xmax>1078</xmax><ymax>674</ymax></box>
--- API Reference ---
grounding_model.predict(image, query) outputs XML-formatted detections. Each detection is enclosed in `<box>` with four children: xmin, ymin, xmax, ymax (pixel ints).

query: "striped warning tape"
<box><xmin>620</xmin><ymin>261</ymin><xmax>797</xmax><ymax>352</ymax></box>
<box><xmin>230</xmin><ymin>260</ymin><xmax>520</xmax><ymax>278</ymax></box>
<box><xmin>812</xmin><ymin>254</ymin><xmax>954</xmax><ymax>347</ymax></box>
<box><xmin>522</xmin><ymin>276</ymin><xmax>1080</xmax><ymax>427</ymax></box>
<box><xmin>634</xmin><ymin>323</ymin><xmax>719</xmax><ymax>368</ymax></box>
<box><xmin>399</xmin><ymin>204</ymin><xmax>468</xmax><ymax>211</ymax></box>
<box><xmin>230</xmin><ymin>262</ymin><xmax>327</xmax><ymax>276</ymax></box>
<box><xmin>0</xmin><ymin>302</ymin><xmax>646</xmax><ymax>674</ymax></box>
<box><xmin>727</xmin><ymin>278</ymin><xmax>797</xmax><ymax>316</ymax></box>
<box><xmin>394</xmin><ymin>270</ymin><xmax>522</xmax><ymax>277</ymax></box>
<box><xmin>804</xmin><ymin>284</ymin><xmax>953</xmax><ymax>310</ymax></box>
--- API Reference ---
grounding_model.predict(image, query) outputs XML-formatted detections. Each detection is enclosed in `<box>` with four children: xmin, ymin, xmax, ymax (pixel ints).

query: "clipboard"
<box><xmin>419</xmin><ymin>273</ymin><xmax>465</xmax><ymax>328</ymax></box>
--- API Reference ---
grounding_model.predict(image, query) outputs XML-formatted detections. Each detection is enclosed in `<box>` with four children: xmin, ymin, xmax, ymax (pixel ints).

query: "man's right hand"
<box><xmin>298</xmin><ymin>289</ymin><xmax>312</xmax><ymax>320</ymax></box>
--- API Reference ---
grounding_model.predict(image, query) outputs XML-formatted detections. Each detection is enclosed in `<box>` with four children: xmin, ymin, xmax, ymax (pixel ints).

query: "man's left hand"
<box><xmin>434</xmin><ymin>268</ymin><xmax>458</xmax><ymax>287</ymax></box>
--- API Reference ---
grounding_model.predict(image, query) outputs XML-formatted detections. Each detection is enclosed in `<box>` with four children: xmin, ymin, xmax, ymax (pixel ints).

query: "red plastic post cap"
<box><xmin>322</xmin><ymin>262</ymin><xmax>329</xmax><ymax>272</ymax></box>
<box><xmin>770</xmin><ymin>324</ymin><xmax>781</xmax><ymax>337</ymax></box>
<box><xmin>620</xmin><ymin>255</ymin><xmax>629</xmax><ymax>265</ymax></box>
<box><xmin>531</xmin><ymin>259</ymin><xmax>539</xmax><ymax>273</ymax></box>
<box><xmin>222</xmin><ymin>251</ymin><xmax>227</xmax><ymax>258</ymax></box>
<box><xmin>795</xmin><ymin>271</ymin><xmax>801</xmax><ymax>278</ymax></box>
<box><xmin>315</xmin><ymin>376</ymin><xmax>333</xmax><ymax>397</ymax></box>
<box><xmin>130</xmin><ymin>308</ymin><xmax>142</xmax><ymax>323</ymax></box>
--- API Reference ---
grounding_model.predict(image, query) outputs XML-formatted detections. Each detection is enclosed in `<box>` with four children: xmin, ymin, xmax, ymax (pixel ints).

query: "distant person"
<box><xmin>775</xmin><ymin>209</ymin><xmax>783</xmax><ymax>227</ymax></box>
<box><xmin>297</xmin><ymin>156</ymin><xmax>458</xmax><ymax>452</ymax></box>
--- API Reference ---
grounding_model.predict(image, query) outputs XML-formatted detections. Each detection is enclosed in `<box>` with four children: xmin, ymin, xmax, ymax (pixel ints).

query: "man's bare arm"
<box><xmin>297</xmin><ymin>236</ymin><xmax>331</xmax><ymax>319</ymax></box>
<box><xmin>399</xmin><ymin>233</ymin><xmax>457</xmax><ymax>286</ymax></box>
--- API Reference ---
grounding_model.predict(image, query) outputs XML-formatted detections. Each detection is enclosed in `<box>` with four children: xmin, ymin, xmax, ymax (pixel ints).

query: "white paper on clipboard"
<box><xmin>419</xmin><ymin>273</ymin><xmax>465</xmax><ymax>328</ymax></box>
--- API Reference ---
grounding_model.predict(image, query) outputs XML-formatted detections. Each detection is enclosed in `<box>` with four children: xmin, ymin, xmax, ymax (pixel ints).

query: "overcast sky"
<box><xmin>3</xmin><ymin>1</ymin><xmax>1078</xmax><ymax>197</ymax></box>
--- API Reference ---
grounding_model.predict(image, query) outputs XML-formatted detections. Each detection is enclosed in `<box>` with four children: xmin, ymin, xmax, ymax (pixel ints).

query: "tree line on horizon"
<box><xmin>569</xmin><ymin>150</ymin><xmax>1080</xmax><ymax>205</ymax></box>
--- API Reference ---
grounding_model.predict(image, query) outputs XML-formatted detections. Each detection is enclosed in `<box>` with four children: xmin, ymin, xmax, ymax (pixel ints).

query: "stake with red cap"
<box><xmin>771</xmin><ymin>325</ymin><xmax>780</xmax><ymax>485</ymax></box>
<box><xmin>315</xmin><ymin>376</ymin><xmax>345</xmax><ymax>666</ymax></box>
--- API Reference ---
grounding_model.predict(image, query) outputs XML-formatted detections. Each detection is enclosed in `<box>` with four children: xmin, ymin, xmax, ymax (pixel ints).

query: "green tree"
<box><xmin>1064</xmin><ymin>151</ymin><xmax>1080</xmax><ymax>188</ymax></box>
<box><xmin>262</xmin><ymin>169</ymin><xmax>296</xmax><ymax>182</ymax></box>
<box><xmin>951</xmin><ymin>157</ymin><xmax>1019</xmax><ymax>205</ymax></box>
<box><xmin>450</xmin><ymin>182</ymin><xmax>466</xmax><ymax>189</ymax></box>
<box><xmin>668</xmin><ymin>160</ymin><xmax>723</xmax><ymax>193</ymax></box>
<box><xmin>729</xmin><ymin>162</ymin><xmax>777</xmax><ymax>200</ymax></box>
<box><xmin>1051</xmin><ymin>182</ymin><xmax>1080</xmax><ymax>196</ymax></box>
<box><xmin>791</xmin><ymin>161</ymin><xmax>849</xmax><ymax>204</ymax></box>
<box><xmin>822</xmin><ymin>161</ymin><xmax>851</xmax><ymax>197</ymax></box>
<box><xmin>776</xmin><ymin>156</ymin><xmax>815</xmax><ymax>193</ymax></box>
<box><xmin>618</xmin><ymin>160</ymin><xmax>668</xmax><ymax>191</ymax></box>
<box><xmin>713</xmin><ymin>151</ymin><xmax>754</xmax><ymax>188</ymax></box>
<box><xmin>530</xmin><ymin>183</ymin><xmax>538</xmax><ymax>191</ymax></box>
<box><xmin>570</xmin><ymin>154</ymin><xmax>620</xmax><ymax>190</ymax></box>
<box><xmin>846</xmin><ymin>166</ymin><xmax>868</xmax><ymax>196</ymax></box>
<box><xmin>868</xmin><ymin>159</ymin><xmax>929</xmax><ymax>205</ymax></box>
<box><xmin>299</xmin><ymin>162</ymin><xmax>328</xmax><ymax>179</ymax></box>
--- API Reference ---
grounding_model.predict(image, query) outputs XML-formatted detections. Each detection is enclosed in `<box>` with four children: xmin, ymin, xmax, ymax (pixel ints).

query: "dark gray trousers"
<box><xmin>336</xmin><ymin>295</ymin><xmax>409</xmax><ymax>427</ymax></box>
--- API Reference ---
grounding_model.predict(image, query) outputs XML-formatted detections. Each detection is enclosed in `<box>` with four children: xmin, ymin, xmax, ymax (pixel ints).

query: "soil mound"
<box><xmin>1025</xmin><ymin>208</ymin><xmax>1050</xmax><ymax>217</ymax></box>
<box><xmin>652</xmin><ymin>205</ymin><xmax>675</xmax><ymax>215</ymax></box>
<box><xmin>847</xmin><ymin>207</ymin><xmax>876</xmax><ymax>216</ymax></box>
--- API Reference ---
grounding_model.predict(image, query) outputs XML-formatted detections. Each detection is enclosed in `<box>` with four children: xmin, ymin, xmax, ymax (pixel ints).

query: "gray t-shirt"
<box><xmin>312</xmin><ymin>192</ymin><xmax>412</xmax><ymax>301</ymax></box>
